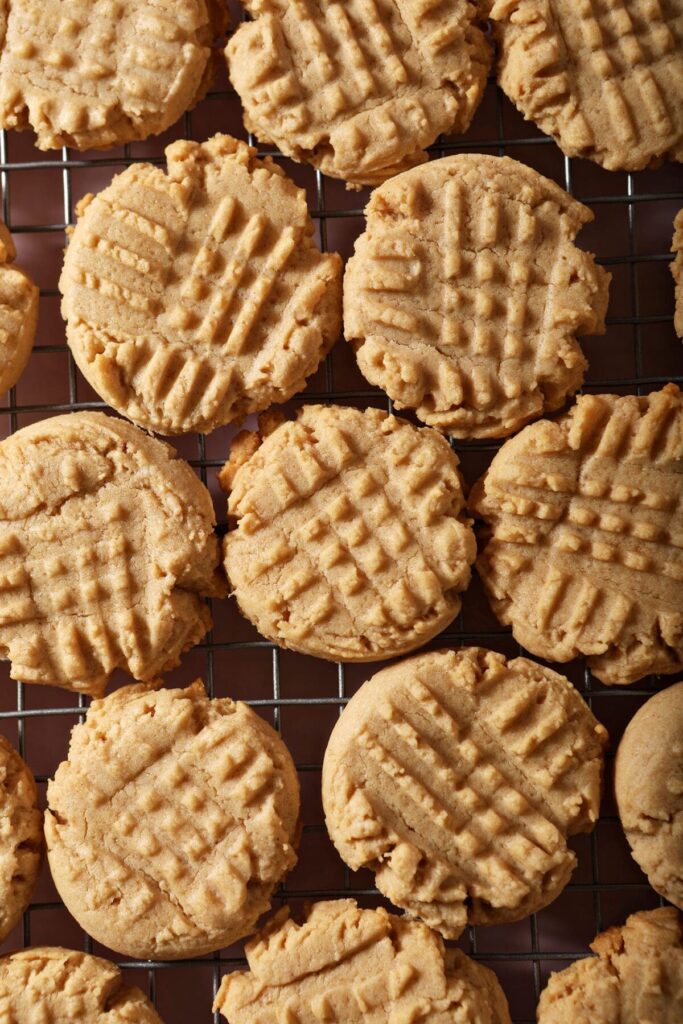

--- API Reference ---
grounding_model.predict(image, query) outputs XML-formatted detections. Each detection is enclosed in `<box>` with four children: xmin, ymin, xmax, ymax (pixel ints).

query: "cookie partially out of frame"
<box><xmin>323</xmin><ymin>648</ymin><xmax>607</xmax><ymax>938</ymax></box>
<box><xmin>0</xmin><ymin>735</ymin><xmax>42</xmax><ymax>945</ymax></box>
<box><xmin>0</xmin><ymin>223</ymin><xmax>38</xmax><ymax>394</ymax></box>
<box><xmin>222</xmin><ymin>404</ymin><xmax>476</xmax><ymax>663</ymax></box>
<box><xmin>0</xmin><ymin>947</ymin><xmax>165</xmax><ymax>1022</ymax></box>
<box><xmin>214</xmin><ymin>900</ymin><xmax>512</xmax><ymax>1024</ymax></box>
<box><xmin>344</xmin><ymin>154</ymin><xmax>609</xmax><ymax>439</ymax></box>
<box><xmin>45</xmin><ymin>680</ymin><xmax>300</xmax><ymax>960</ymax></box>
<box><xmin>60</xmin><ymin>135</ymin><xmax>342</xmax><ymax>435</ymax></box>
<box><xmin>0</xmin><ymin>412</ymin><xmax>224</xmax><ymax>696</ymax></box>
<box><xmin>0</xmin><ymin>0</ymin><xmax>227</xmax><ymax>150</ymax></box>
<box><xmin>487</xmin><ymin>0</ymin><xmax>683</xmax><ymax>171</ymax></box>
<box><xmin>537</xmin><ymin>907</ymin><xmax>683</xmax><ymax>1023</ymax></box>
<box><xmin>471</xmin><ymin>385</ymin><xmax>683</xmax><ymax>685</ymax></box>
<box><xmin>226</xmin><ymin>0</ymin><xmax>491</xmax><ymax>188</ymax></box>
<box><xmin>672</xmin><ymin>208</ymin><xmax>683</xmax><ymax>338</ymax></box>
<box><xmin>615</xmin><ymin>682</ymin><xmax>683</xmax><ymax>909</ymax></box>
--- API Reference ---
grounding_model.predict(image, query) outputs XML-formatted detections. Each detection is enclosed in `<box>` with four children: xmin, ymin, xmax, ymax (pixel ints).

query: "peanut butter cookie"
<box><xmin>0</xmin><ymin>735</ymin><xmax>42</xmax><ymax>944</ymax></box>
<box><xmin>344</xmin><ymin>155</ymin><xmax>609</xmax><ymax>438</ymax></box>
<box><xmin>226</xmin><ymin>0</ymin><xmax>490</xmax><ymax>188</ymax></box>
<box><xmin>0</xmin><ymin>412</ymin><xmax>223</xmax><ymax>696</ymax></box>
<box><xmin>0</xmin><ymin>223</ymin><xmax>38</xmax><ymax>394</ymax></box>
<box><xmin>487</xmin><ymin>0</ymin><xmax>683</xmax><ymax>171</ymax></box>
<box><xmin>60</xmin><ymin>135</ymin><xmax>342</xmax><ymax>435</ymax></box>
<box><xmin>222</xmin><ymin>404</ymin><xmax>476</xmax><ymax>662</ymax></box>
<box><xmin>323</xmin><ymin>648</ymin><xmax>607</xmax><ymax>938</ymax></box>
<box><xmin>472</xmin><ymin>385</ymin><xmax>683</xmax><ymax>685</ymax></box>
<box><xmin>45</xmin><ymin>680</ymin><xmax>300</xmax><ymax>960</ymax></box>
<box><xmin>672</xmin><ymin>209</ymin><xmax>683</xmax><ymax>337</ymax></box>
<box><xmin>615</xmin><ymin>682</ymin><xmax>683</xmax><ymax>909</ymax></box>
<box><xmin>214</xmin><ymin>900</ymin><xmax>511</xmax><ymax>1023</ymax></box>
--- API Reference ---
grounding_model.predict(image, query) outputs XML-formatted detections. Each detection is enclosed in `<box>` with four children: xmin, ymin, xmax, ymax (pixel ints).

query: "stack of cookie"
<box><xmin>0</xmin><ymin>1</ymin><xmax>682</xmax><ymax>1022</ymax></box>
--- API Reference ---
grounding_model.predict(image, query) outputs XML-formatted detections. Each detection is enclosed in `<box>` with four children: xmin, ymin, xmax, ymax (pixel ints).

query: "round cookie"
<box><xmin>471</xmin><ymin>385</ymin><xmax>683</xmax><ymax>685</ymax></box>
<box><xmin>222</xmin><ymin>404</ymin><xmax>476</xmax><ymax>663</ymax></box>
<box><xmin>225</xmin><ymin>0</ymin><xmax>491</xmax><ymax>188</ymax></box>
<box><xmin>537</xmin><ymin>907</ymin><xmax>683</xmax><ymax>1023</ymax></box>
<box><xmin>0</xmin><ymin>0</ymin><xmax>227</xmax><ymax>151</ymax></box>
<box><xmin>0</xmin><ymin>222</ymin><xmax>39</xmax><ymax>394</ymax></box>
<box><xmin>615</xmin><ymin>682</ymin><xmax>683</xmax><ymax>909</ymax></box>
<box><xmin>672</xmin><ymin>209</ymin><xmax>683</xmax><ymax>338</ymax></box>
<box><xmin>214</xmin><ymin>899</ymin><xmax>512</xmax><ymax>1024</ymax></box>
<box><xmin>60</xmin><ymin>135</ymin><xmax>342</xmax><ymax>435</ymax></box>
<box><xmin>45</xmin><ymin>680</ymin><xmax>300</xmax><ymax>960</ymax></box>
<box><xmin>0</xmin><ymin>412</ymin><xmax>223</xmax><ymax>696</ymax></box>
<box><xmin>344</xmin><ymin>155</ymin><xmax>610</xmax><ymax>439</ymax></box>
<box><xmin>323</xmin><ymin>648</ymin><xmax>607</xmax><ymax>938</ymax></box>
<box><xmin>0</xmin><ymin>735</ymin><xmax>42</xmax><ymax>944</ymax></box>
<box><xmin>487</xmin><ymin>0</ymin><xmax>683</xmax><ymax>171</ymax></box>
<box><xmin>0</xmin><ymin>947</ymin><xmax>164</xmax><ymax>1022</ymax></box>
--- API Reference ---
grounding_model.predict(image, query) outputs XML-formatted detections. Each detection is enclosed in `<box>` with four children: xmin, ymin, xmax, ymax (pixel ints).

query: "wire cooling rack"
<box><xmin>1</xmin><ymin>11</ymin><xmax>683</xmax><ymax>1022</ymax></box>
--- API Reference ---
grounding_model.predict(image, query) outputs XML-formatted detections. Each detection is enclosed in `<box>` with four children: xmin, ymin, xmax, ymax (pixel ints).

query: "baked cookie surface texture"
<box><xmin>0</xmin><ymin>0</ymin><xmax>226</xmax><ymax>150</ymax></box>
<box><xmin>472</xmin><ymin>385</ymin><xmax>683</xmax><ymax>685</ymax></box>
<box><xmin>214</xmin><ymin>899</ymin><xmax>512</xmax><ymax>1023</ymax></box>
<box><xmin>45</xmin><ymin>680</ymin><xmax>300</xmax><ymax>960</ymax></box>
<box><xmin>488</xmin><ymin>0</ymin><xmax>683</xmax><ymax>171</ymax></box>
<box><xmin>673</xmin><ymin>208</ymin><xmax>683</xmax><ymax>338</ymax></box>
<box><xmin>0</xmin><ymin>735</ymin><xmax>42</xmax><ymax>945</ymax></box>
<box><xmin>0</xmin><ymin>222</ymin><xmax>39</xmax><ymax>394</ymax></box>
<box><xmin>537</xmin><ymin>907</ymin><xmax>683</xmax><ymax>1023</ymax></box>
<box><xmin>615</xmin><ymin>681</ymin><xmax>683</xmax><ymax>909</ymax></box>
<box><xmin>222</xmin><ymin>404</ymin><xmax>476</xmax><ymax>662</ymax></box>
<box><xmin>344</xmin><ymin>155</ymin><xmax>610</xmax><ymax>439</ymax></box>
<box><xmin>0</xmin><ymin>947</ymin><xmax>164</xmax><ymax>1022</ymax></box>
<box><xmin>226</xmin><ymin>0</ymin><xmax>491</xmax><ymax>187</ymax></box>
<box><xmin>323</xmin><ymin>648</ymin><xmax>607</xmax><ymax>938</ymax></box>
<box><xmin>0</xmin><ymin>412</ymin><xmax>223</xmax><ymax>697</ymax></box>
<box><xmin>60</xmin><ymin>135</ymin><xmax>342</xmax><ymax>435</ymax></box>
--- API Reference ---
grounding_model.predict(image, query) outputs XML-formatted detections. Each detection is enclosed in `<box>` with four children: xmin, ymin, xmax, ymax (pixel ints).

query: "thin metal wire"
<box><xmin>0</xmin><ymin>64</ymin><xmax>681</xmax><ymax>1024</ymax></box>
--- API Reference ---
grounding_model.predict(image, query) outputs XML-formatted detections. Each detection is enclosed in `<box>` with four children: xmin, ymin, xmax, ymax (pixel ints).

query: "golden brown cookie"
<box><xmin>615</xmin><ymin>682</ymin><xmax>683</xmax><ymax>909</ymax></box>
<box><xmin>0</xmin><ymin>0</ymin><xmax>227</xmax><ymax>151</ymax></box>
<box><xmin>0</xmin><ymin>735</ymin><xmax>42</xmax><ymax>945</ymax></box>
<box><xmin>45</xmin><ymin>680</ymin><xmax>300</xmax><ymax>960</ymax></box>
<box><xmin>487</xmin><ymin>0</ymin><xmax>683</xmax><ymax>171</ymax></box>
<box><xmin>323</xmin><ymin>648</ymin><xmax>607</xmax><ymax>938</ymax></box>
<box><xmin>222</xmin><ymin>404</ymin><xmax>476</xmax><ymax>662</ymax></box>
<box><xmin>0</xmin><ymin>412</ymin><xmax>223</xmax><ymax>696</ymax></box>
<box><xmin>60</xmin><ymin>135</ymin><xmax>342</xmax><ymax>435</ymax></box>
<box><xmin>0</xmin><ymin>223</ymin><xmax>38</xmax><ymax>394</ymax></box>
<box><xmin>672</xmin><ymin>209</ymin><xmax>683</xmax><ymax>338</ymax></box>
<box><xmin>344</xmin><ymin>155</ymin><xmax>610</xmax><ymax>439</ymax></box>
<box><xmin>214</xmin><ymin>899</ymin><xmax>512</xmax><ymax>1024</ymax></box>
<box><xmin>0</xmin><ymin>947</ymin><xmax>164</xmax><ymax>1022</ymax></box>
<box><xmin>225</xmin><ymin>0</ymin><xmax>491</xmax><ymax>188</ymax></box>
<box><xmin>471</xmin><ymin>385</ymin><xmax>683</xmax><ymax>685</ymax></box>
<box><xmin>537</xmin><ymin>907</ymin><xmax>683</xmax><ymax>1023</ymax></box>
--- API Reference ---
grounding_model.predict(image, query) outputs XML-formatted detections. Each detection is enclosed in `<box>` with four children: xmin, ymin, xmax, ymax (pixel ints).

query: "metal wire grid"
<box><xmin>0</xmin><ymin>49</ymin><xmax>681</xmax><ymax>1024</ymax></box>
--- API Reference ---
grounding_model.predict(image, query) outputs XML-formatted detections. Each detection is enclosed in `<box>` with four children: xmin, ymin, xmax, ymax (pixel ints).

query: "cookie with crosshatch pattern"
<box><xmin>471</xmin><ymin>385</ymin><xmax>683</xmax><ymax>685</ymax></box>
<box><xmin>537</xmin><ymin>907</ymin><xmax>683</xmax><ymax>1022</ymax></box>
<box><xmin>60</xmin><ymin>135</ymin><xmax>342</xmax><ymax>435</ymax></box>
<box><xmin>322</xmin><ymin>648</ymin><xmax>607</xmax><ymax>939</ymax></box>
<box><xmin>673</xmin><ymin>208</ymin><xmax>683</xmax><ymax>338</ymax></box>
<box><xmin>0</xmin><ymin>735</ymin><xmax>42</xmax><ymax>945</ymax></box>
<box><xmin>0</xmin><ymin>412</ymin><xmax>224</xmax><ymax>696</ymax></box>
<box><xmin>45</xmin><ymin>680</ymin><xmax>300</xmax><ymax>960</ymax></box>
<box><xmin>344</xmin><ymin>154</ymin><xmax>610</xmax><ymax>439</ymax></box>
<box><xmin>214</xmin><ymin>899</ymin><xmax>512</xmax><ymax>1023</ymax></box>
<box><xmin>221</xmin><ymin>404</ymin><xmax>477</xmax><ymax>663</ymax></box>
<box><xmin>0</xmin><ymin>947</ymin><xmax>165</xmax><ymax>1022</ymax></box>
<box><xmin>225</xmin><ymin>0</ymin><xmax>491</xmax><ymax>188</ymax></box>
<box><xmin>486</xmin><ymin>0</ymin><xmax>683</xmax><ymax>171</ymax></box>
<box><xmin>0</xmin><ymin>222</ymin><xmax>39</xmax><ymax>394</ymax></box>
<box><xmin>0</xmin><ymin>0</ymin><xmax>226</xmax><ymax>150</ymax></box>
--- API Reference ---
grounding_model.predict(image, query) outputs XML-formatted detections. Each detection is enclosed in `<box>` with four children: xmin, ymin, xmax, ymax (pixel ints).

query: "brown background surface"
<box><xmin>1</xmin><ymin>5</ymin><xmax>682</xmax><ymax>1021</ymax></box>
